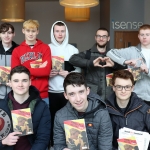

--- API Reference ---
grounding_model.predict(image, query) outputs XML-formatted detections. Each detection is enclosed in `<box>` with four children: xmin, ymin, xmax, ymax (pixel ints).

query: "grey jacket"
<box><xmin>0</xmin><ymin>41</ymin><xmax>18</xmax><ymax>99</ymax></box>
<box><xmin>69</xmin><ymin>44</ymin><xmax>125</xmax><ymax>101</ymax></box>
<box><xmin>53</xmin><ymin>92</ymin><xmax>113</xmax><ymax>150</ymax></box>
<box><xmin>106</xmin><ymin>44</ymin><xmax>150</xmax><ymax>101</ymax></box>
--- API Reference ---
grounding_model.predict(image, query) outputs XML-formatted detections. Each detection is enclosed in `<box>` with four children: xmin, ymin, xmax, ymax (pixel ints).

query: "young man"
<box><xmin>107</xmin><ymin>24</ymin><xmax>150</xmax><ymax>104</ymax></box>
<box><xmin>0</xmin><ymin>23</ymin><xmax>18</xmax><ymax>99</ymax></box>
<box><xmin>53</xmin><ymin>72</ymin><xmax>113</xmax><ymax>150</ymax></box>
<box><xmin>69</xmin><ymin>27</ymin><xmax>125</xmax><ymax>101</ymax></box>
<box><xmin>106</xmin><ymin>70</ymin><xmax>150</xmax><ymax>149</ymax></box>
<box><xmin>48</xmin><ymin>21</ymin><xmax>81</xmax><ymax>145</ymax></box>
<box><xmin>0</xmin><ymin>65</ymin><xmax>50</xmax><ymax>150</ymax></box>
<box><xmin>11</xmin><ymin>19</ymin><xmax>51</xmax><ymax>104</ymax></box>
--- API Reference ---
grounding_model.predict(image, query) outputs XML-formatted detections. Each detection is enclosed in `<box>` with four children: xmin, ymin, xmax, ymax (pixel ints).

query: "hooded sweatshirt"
<box><xmin>48</xmin><ymin>21</ymin><xmax>81</xmax><ymax>93</ymax></box>
<box><xmin>11</xmin><ymin>39</ymin><xmax>51</xmax><ymax>99</ymax></box>
<box><xmin>0</xmin><ymin>41</ymin><xmax>18</xmax><ymax>99</ymax></box>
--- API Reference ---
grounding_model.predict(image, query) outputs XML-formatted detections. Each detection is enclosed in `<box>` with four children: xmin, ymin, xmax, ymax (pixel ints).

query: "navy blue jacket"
<box><xmin>0</xmin><ymin>86</ymin><xmax>51</xmax><ymax>150</ymax></box>
<box><xmin>106</xmin><ymin>92</ymin><xmax>150</xmax><ymax>149</ymax></box>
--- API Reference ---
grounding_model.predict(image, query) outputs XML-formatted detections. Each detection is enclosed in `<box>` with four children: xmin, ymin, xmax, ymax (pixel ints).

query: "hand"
<box><xmin>93</xmin><ymin>57</ymin><xmax>105</xmax><ymax>67</ymax></box>
<box><xmin>103</xmin><ymin>57</ymin><xmax>114</xmax><ymax>67</ymax></box>
<box><xmin>2</xmin><ymin>132</ymin><xmax>22</xmax><ymax>146</ymax></box>
<box><xmin>49</xmin><ymin>69</ymin><xmax>58</xmax><ymax>77</ymax></box>
<box><xmin>124</xmin><ymin>58</ymin><xmax>142</xmax><ymax>67</ymax></box>
<box><xmin>63</xmin><ymin>148</ymin><xmax>70</xmax><ymax>150</ymax></box>
<box><xmin>58</xmin><ymin>70</ymin><xmax>69</xmax><ymax>78</ymax></box>
<box><xmin>140</xmin><ymin>61</ymin><xmax>149</xmax><ymax>74</ymax></box>
<box><xmin>39</xmin><ymin>61</ymin><xmax>48</xmax><ymax>68</ymax></box>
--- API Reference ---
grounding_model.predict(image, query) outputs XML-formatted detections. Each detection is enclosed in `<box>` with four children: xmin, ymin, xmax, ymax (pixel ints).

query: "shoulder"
<box><xmin>67</xmin><ymin>44</ymin><xmax>79</xmax><ymax>53</ymax></box>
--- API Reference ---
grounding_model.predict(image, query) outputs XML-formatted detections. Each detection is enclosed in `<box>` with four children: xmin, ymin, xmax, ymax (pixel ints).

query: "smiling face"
<box><xmin>22</xmin><ymin>27</ymin><xmax>39</xmax><ymax>44</ymax></box>
<box><xmin>64</xmin><ymin>84</ymin><xmax>90</xmax><ymax>112</ymax></box>
<box><xmin>0</xmin><ymin>27</ymin><xmax>15</xmax><ymax>44</ymax></box>
<box><xmin>95</xmin><ymin>30</ymin><xmax>110</xmax><ymax>48</ymax></box>
<box><xmin>53</xmin><ymin>25</ymin><xmax>66</xmax><ymax>44</ymax></box>
<box><xmin>138</xmin><ymin>29</ymin><xmax>150</xmax><ymax>47</ymax></box>
<box><xmin>113</xmin><ymin>78</ymin><xmax>134</xmax><ymax>103</ymax></box>
<box><xmin>9</xmin><ymin>73</ymin><xmax>31</xmax><ymax>98</ymax></box>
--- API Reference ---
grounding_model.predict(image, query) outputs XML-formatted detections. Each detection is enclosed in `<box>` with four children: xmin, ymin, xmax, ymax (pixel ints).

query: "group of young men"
<box><xmin>0</xmin><ymin>20</ymin><xmax>150</xmax><ymax>150</ymax></box>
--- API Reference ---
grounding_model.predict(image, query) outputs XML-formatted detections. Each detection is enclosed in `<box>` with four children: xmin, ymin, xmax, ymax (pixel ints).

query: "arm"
<box><xmin>98</xmin><ymin>109</ymin><xmax>113</xmax><ymax>150</ymax></box>
<box><xmin>31</xmin><ymin>104</ymin><xmax>51</xmax><ymax>150</ymax></box>
<box><xmin>11</xmin><ymin>48</ymin><xmax>21</xmax><ymax>68</ymax></box>
<box><xmin>106</xmin><ymin>47</ymin><xmax>134</xmax><ymax>66</ymax></box>
<box><xmin>69</xmin><ymin>51</ymin><xmax>94</xmax><ymax>68</ymax></box>
<box><xmin>53</xmin><ymin>113</ymin><xmax>67</xmax><ymax>150</ymax></box>
<box><xmin>29</xmin><ymin>46</ymin><xmax>51</xmax><ymax>77</ymax></box>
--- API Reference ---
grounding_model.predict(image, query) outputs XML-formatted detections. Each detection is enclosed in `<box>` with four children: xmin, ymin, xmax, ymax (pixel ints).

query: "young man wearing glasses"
<box><xmin>106</xmin><ymin>70</ymin><xmax>150</xmax><ymax>150</ymax></box>
<box><xmin>107</xmin><ymin>24</ymin><xmax>150</xmax><ymax>104</ymax></box>
<box><xmin>69</xmin><ymin>28</ymin><xmax>125</xmax><ymax>101</ymax></box>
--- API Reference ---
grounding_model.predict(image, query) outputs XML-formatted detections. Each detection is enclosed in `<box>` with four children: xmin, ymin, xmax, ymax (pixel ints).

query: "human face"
<box><xmin>22</xmin><ymin>28</ymin><xmax>39</xmax><ymax>43</ymax></box>
<box><xmin>0</xmin><ymin>28</ymin><xmax>15</xmax><ymax>44</ymax></box>
<box><xmin>53</xmin><ymin>25</ymin><xmax>66</xmax><ymax>44</ymax></box>
<box><xmin>95</xmin><ymin>30</ymin><xmax>110</xmax><ymax>48</ymax></box>
<box><xmin>113</xmin><ymin>78</ymin><xmax>134</xmax><ymax>102</ymax></box>
<box><xmin>64</xmin><ymin>85</ymin><xmax>90</xmax><ymax>112</ymax></box>
<box><xmin>9</xmin><ymin>73</ymin><xmax>31</xmax><ymax>98</ymax></box>
<box><xmin>138</xmin><ymin>29</ymin><xmax>150</xmax><ymax>47</ymax></box>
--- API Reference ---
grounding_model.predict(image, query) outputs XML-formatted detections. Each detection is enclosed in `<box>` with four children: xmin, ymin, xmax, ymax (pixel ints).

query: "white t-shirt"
<box><xmin>141</xmin><ymin>48</ymin><xmax>150</xmax><ymax>68</ymax></box>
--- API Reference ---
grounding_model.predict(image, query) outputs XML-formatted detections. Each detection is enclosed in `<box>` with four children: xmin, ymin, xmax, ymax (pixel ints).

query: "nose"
<box><xmin>76</xmin><ymin>94</ymin><xmax>80</xmax><ymax>102</ymax></box>
<box><xmin>18</xmin><ymin>81</ymin><xmax>23</xmax><ymax>86</ymax></box>
<box><xmin>121</xmin><ymin>87</ymin><xmax>126</xmax><ymax>92</ymax></box>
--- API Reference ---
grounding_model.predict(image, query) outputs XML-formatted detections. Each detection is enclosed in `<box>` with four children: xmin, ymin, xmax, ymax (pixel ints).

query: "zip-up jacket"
<box><xmin>54</xmin><ymin>92</ymin><xmax>113</xmax><ymax>150</ymax></box>
<box><xmin>0</xmin><ymin>86</ymin><xmax>51</xmax><ymax>150</ymax></box>
<box><xmin>106</xmin><ymin>92</ymin><xmax>150</xmax><ymax>149</ymax></box>
<box><xmin>69</xmin><ymin>44</ymin><xmax>126</xmax><ymax>100</ymax></box>
<box><xmin>106</xmin><ymin>44</ymin><xmax>150</xmax><ymax>101</ymax></box>
<box><xmin>0</xmin><ymin>41</ymin><xmax>18</xmax><ymax>99</ymax></box>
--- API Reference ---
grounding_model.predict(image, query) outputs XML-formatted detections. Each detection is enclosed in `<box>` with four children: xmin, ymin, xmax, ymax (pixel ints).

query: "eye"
<box><xmin>69</xmin><ymin>93</ymin><xmax>74</xmax><ymax>96</ymax></box>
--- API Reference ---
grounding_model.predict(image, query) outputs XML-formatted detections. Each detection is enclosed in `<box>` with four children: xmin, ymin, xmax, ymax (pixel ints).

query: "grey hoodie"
<box><xmin>48</xmin><ymin>21</ymin><xmax>81</xmax><ymax>93</ymax></box>
<box><xmin>106</xmin><ymin>44</ymin><xmax>150</xmax><ymax>101</ymax></box>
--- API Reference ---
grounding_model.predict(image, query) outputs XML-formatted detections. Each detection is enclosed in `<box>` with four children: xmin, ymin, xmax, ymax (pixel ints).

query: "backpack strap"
<box><xmin>84</xmin><ymin>49</ymin><xmax>91</xmax><ymax>76</ymax></box>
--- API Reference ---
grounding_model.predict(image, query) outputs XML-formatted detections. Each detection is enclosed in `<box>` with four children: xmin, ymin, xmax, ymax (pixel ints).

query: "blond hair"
<box><xmin>23</xmin><ymin>19</ymin><xmax>39</xmax><ymax>29</ymax></box>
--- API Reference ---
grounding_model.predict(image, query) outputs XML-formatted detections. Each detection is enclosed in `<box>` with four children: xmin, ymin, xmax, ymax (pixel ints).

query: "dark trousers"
<box><xmin>48</xmin><ymin>92</ymin><xmax>67</xmax><ymax>146</ymax></box>
<box><xmin>144</xmin><ymin>100</ymin><xmax>150</xmax><ymax>106</ymax></box>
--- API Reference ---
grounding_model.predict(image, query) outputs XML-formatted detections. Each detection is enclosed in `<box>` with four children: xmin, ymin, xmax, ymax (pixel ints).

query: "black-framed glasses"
<box><xmin>114</xmin><ymin>85</ymin><xmax>133</xmax><ymax>91</ymax></box>
<box><xmin>95</xmin><ymin>35</ymin><xmax>108</xmax><ymax>39</ymax></box>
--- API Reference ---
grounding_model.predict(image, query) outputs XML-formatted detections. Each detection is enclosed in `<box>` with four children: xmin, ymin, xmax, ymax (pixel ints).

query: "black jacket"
<box><xmin>69</xmin><ymin>44</ymin><xmax>126</xmax><ymax>101</ymax></box>
<box><xmin>54</xmin><ymin>92</ymin><xmax>113</xmax><ymax>150</ymax></box>
<box><xmin>106</xmin><ymin>92</ymin><xmax>150</xmax><ymax>149</ymax></box>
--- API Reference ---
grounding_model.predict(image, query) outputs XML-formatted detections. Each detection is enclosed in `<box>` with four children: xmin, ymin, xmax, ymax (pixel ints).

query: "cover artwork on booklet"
<box><xmin>64</xmin><ymin>119</ymin><xmax>89</xmax><ymax>150</ymax></box>
<box><xmin>52</xmin><ymin>56</ymin><xmax>64</xmax><ymax>71</ymax></box>
<box><xmin>30</xmin><ymin>59</ymin><xmax>42</xmax><ymax>68</ymax></box>
<box><xmin>0</xmin><ymin>66</ymin><xmax>11</xmax><ymax>84</ymax></box>
<box><xmin>11</xmin><ymin>108</ymin><xmax>33</xmax><ymax>136</ymax></box>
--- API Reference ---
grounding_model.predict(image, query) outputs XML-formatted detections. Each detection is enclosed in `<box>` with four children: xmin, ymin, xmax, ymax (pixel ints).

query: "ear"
<box><xmin>8</xmin><ymin>80</ymin><xmax>11</xmax><ymax>87</ymax></box>
<box><xmin>13</xmin><ymin>32</ymin><xmax>15</xmax><ymax>37</ymax></box>
<box><xmin>138</xmin><ymin>34</ymin><xmax>140</xmax><ymax>40</ymax></box>
<box><xmin>64</xmin><ymin>92</ymin><xmax>69</xmax><ymax>100</ymax></box>
<box><xmin>22</xmin><ymin>28</ymin><xmax>25</xmax><ymax>34</ymax></box>
<box><xmin>112</xmin><ymin>86</ymin><xmax>115</xmax><ymax>92</ymax></box>
<box><xmin>29</xmin><ymin>79</ymin><xmax>31</xmax><ymax>86</ymax></box>
<box><xmin>107</xmin><ymin>36</ymin><xmax>110</xmax><ymax>42</ymax></box>
<box><xmin>131</xmin><ymin>85</ymin><xmax>134</xmax><ymax>92</ymax></box>
<box><xmin>86</xmin><ymin>87</ymin><xmax>90</xmax><ymax>95</ymax></box>
<box><xmin>95</xmin><ymin>36</ymin><xmax>97</xmax><ymax>41</ymax></box>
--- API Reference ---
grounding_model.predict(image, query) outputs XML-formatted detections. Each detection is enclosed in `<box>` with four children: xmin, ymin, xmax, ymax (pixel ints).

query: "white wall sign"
<box><xmin>112</xmin><ymin>20</ymin><xmax>143</xmax><ymax>29</ymax></box>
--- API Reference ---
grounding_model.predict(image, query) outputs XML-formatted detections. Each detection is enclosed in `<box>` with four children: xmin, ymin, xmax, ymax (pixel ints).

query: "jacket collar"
<box><xmin>106</xmin><ymin>92</ymin><xmax>143</xmax><ymax>115</ymax></box>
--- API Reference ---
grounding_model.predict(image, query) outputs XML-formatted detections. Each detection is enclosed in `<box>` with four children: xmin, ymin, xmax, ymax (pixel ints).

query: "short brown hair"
<box><xmin>139</xmin><ymin>24</ymin><xmax>150</xmax><ymax>33</ymax></box>
<box><xmin>112</xmin><ymin>70</ymin><xmax>134</xmax><ymax>86</ymax></box>
<box><xmin>0</xmin><ymin>23</ymin><xmax>14</xmax><ymax>33</ymax></box>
